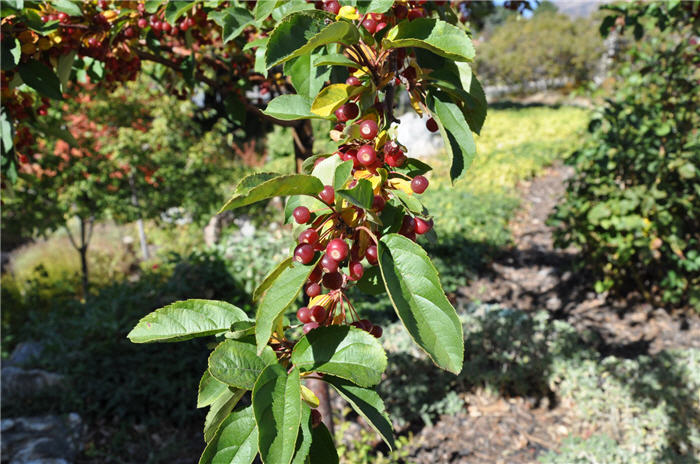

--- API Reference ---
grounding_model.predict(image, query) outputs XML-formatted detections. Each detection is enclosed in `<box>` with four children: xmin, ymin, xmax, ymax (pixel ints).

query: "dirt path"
<box><xmin>406</xmin><ymin>163</ymin><xmax>700</xmax><ymax>464</ymax></box>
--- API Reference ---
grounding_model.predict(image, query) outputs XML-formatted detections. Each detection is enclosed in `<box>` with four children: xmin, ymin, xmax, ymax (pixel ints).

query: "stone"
<box><xmin>1</xmin><ymin>367</ymin><xmax>64</xmax><ymax>401</ymax></box>
<box><xmin>6</xmin><ymin>341</ymin><xmax>44</xmax><ymax>367</ymax></box>
<box><xmin>1</xmin><ymin>414</ymin><xmax>83</xmax><ymax>464</ymax></box>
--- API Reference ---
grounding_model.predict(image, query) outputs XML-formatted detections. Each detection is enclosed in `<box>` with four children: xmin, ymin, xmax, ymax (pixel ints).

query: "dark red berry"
<box><xmin>349</xmin><ymin>261</ymin><xmax>364</xmax><ymax>280</ymax></box>
<box><xmin>362</xmin><ymin>18</ymin><xmax>377</xmax><ymax>34</ymax></box>
<box><xmin>311</xmin><ymin>409</ymin><xmax>322</xmax><ymax>427</ymax></box>
<box><xmin>415</xmin><ymin>217</ymin><xmax>432</xmax><ymax>235</ymax></box>
<box><xmin>124</xmin><ymin>26</ymin><xmax>136</xmax><ymax>38</ymax></box>
<box><xmin>297</xmin><ymin>306</ymin><xmax>312</xmax><ymax>323</ymax></box>
<box><xmin>376</xmin><ymin>22</ymin><xmax>387</xmax><ymax>32</ymax></box>
<box><xmin>299</xmin><ymin>228</ymin><xmax>319</xmax><ymax>245</ymax></box>
<box><xmin>407</xmin><ymin>8</ymin><xmax>425</xmax><ymax>20</ymax></box>
<box><xmin>138</xmin><ymin>18</ymin><xmax>148</xmax><ymax>28</ymax></box>
<box><xmin>303</xmin><ymin>322</ymin><xmax>320</xmax><ymax>334</ymax></box>
<box><xmin>293</xmin><ymin>206</ymin><xmax>311</xmax><ymax>224</ymax></box>
<box><xmin>320</xmin><ymin>254</ymin><xmax>339</xmax><ymax>273</ymax></box>
<box><xmin>161</xmin><ymin>22</ymin><xmax>172</xmax><ymax>33</ymax></box>
<box><xmin>411</xmin><ymin>175</ymin><xmax>429</xmax><ymax>194</ymax></box>
<box><xmin>372</xmin><ymin>195</ymin><xmax>386</xmax><ymax>211</ymax></box>
<box><xmin>366</xmin><ymin>245</ymin><xmax>378</xmax><ymax>265</ymax></box>
<box><xmin>57</xmin><ymin>12</ymin><xmax>69</xmax><ymax>22</ymax></box>
<box><xmin>322</xmin><ymin>271</ymin><xmax>344</xmax><ymax>290</ymax></box>
<box><xmin>323</xmin><ymin>0</ymin><xmax>340</xmax><ymax>14</ymax></box>
<box><xmin>346</xmin><ymin>76</ymin><xmax>361</xmax><ymax>86</ymax></box>
<box><xmin>319</xmin><ymin>185</ymin><xmax>335</xmax><ymax>204</ymax></box>
<box><xmin>357</xmin><ymin>145</ymin><xmax>377</xmax><ymax>166</ymax></box>
<box><xmin>358</xmin><ymin>319</ymin><xmax>372</xmax><ymax>331</ymax></box>
<box><xmin>359</xmin><ymin>119</ymin><xmax>379</xmax><ymax>139</ymax></box>
<box><xmin>305</xmin><ymin>282</ymin><xmax>321</xmax><ymax>298</ymax></box>
<box><xmin>308</xmin><ymin>265</ymin><xmax>323</xmax><ymax>282</ymax></box>
<box><xmin>294</xmin><ymin>244</ymin><xmax>315</xmax><ymax>264</ymax></box>
<box><xmin>370</xmin><ymin>325</ymin><xmax>383</xmax><ymax>338</ymax></box>
<box><xmin>394</xmin><ymin>4</ymin><xmax>408</xmax><ymax>19</ymax></box>
<box><xmin>426</xmin><ymin>117</ymin><xmax>439</xmax><ymax>132</ymax></box>
<box><xmin>400</xmin><ymin>215</ymin><xmax>416</xmax><ymax>235</ymax></box>
<box><xmin>326</xmin><ymin>239</ymin><xmax>349</xmax><ymax>262</ymax></box>
<box><xmin>311</xmin><ymin>305</ymin><xmax>327</xmax><ymax>322</ymax></box>
<box><xmin>334</xmin><ymin>102</ymin><xmax>359</xmax><ymax>122</ymax></box>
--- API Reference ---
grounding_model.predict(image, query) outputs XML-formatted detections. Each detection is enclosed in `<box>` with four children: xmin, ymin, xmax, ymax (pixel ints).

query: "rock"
<box><xmin>1</xmin><ymin>414</ymin><xmax>83</xmax><ymax>464</ymax></box>
<box><xmin>1</xmin><ymin>367</ymin><xmax>64</xmax><ymax>401</ymax></box>
<box><xmin>5</xmin><ymin>341</ymin><xmax>44</xmax><ymax>367</ymax></box>
<box><xmin>395</xmin><ymin>111</ymin><xmax>443</xmax><ymax>157</ymax></box>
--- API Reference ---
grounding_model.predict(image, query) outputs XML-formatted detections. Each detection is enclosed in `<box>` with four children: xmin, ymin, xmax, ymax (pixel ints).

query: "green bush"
<box><xmin>550</xmin><ymin>4</ymin><xmax>700</xmax><ymax>309</ymax></box>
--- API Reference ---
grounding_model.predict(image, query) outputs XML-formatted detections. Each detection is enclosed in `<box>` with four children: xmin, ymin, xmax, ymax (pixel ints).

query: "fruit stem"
<box><xmin>355</xmin><ymin>225</ymin><xmax>379</xmax><ymax>246</ymax></box>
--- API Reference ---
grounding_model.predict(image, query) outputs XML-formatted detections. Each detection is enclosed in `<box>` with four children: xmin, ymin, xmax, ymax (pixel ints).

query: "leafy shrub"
<box><xmin>550</xmin><ymin>4</ymin><xmax>700</xmax><ymax>309</ymax></box>
<box><xmin>2</xmin><ymin>251</ymin><xmax>249</xmax><ymax>425</ymax></box>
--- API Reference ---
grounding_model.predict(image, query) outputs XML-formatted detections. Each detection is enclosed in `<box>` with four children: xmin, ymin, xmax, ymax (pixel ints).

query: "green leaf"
<box><xmin>198</xmin><ymin>370</ymin><xmax>230</xmax><ymax>408</ymax></box>
<box><xmin>291</xmin><ymin>326</ymin><xmax>387</xmax><ymax>387</ymax></box>
<box><xmin>284</xmin><ymin>53</ymin><xmax>331</xmax><ymax>99</ymax></box>
<box><xmin>225</xmin><ymin>321</ymin><xmax>257</xmax><ymax>340</ymax></box>
<box><xmin>285</xmin><ymin>195</ymin><xmax>330</xmax><ymax>224</ymax></box>
<box><xmin>254</xmin><ymin>257</ymin><xmax>294</xmax><ymax>301</ymax></box>
<box><xmin>308</xmin><ymin>422</ymin><xmax>338</xmax><ymax>464</ymax></box>
<box><xmin>383</xmin><ymin>18</ymin><xmax>474</xmax><ymax>62</ymax></box>
<box><xmin>52</xmin><ymin>0</ymin><xmax>82</xmax><ymax>16</ymax></box>
<box><xmin>57</xmin><ymin>50</ymin><xmax>76</xmax><ymax>92</ymax></box>
<box><xmin>325</xmin><ymin>375</ymin><xmax>394</xmax><ymax>449</ymax></box>
<box><xmin>204</xmin><ymin>387</ymin><xmax>246</xmax><ymax>443</ymax></box>
<box><xmin>356</xmin><ymin>0</ymin><xmax>395</xmax><ymax>14</ymax></box>
<box><xmin>313</xmin><ymin>53</ymin><xmax>357</xmax><ymax>68</ymax></box>
<box><xmin>127</xmin><ymin>299</ymin><xmax>250</xmax><ymax>343</ymax></box>
<box><xmin>265</xmin><ymin>10</ymin><xmax>359</xmax><ymax>68</ymax></box>
<box><xmin>208</xmin><ymin>339</ymin><xmax>278</xmax><ymax>390</ymax></box>
<box><xmin>312</xmin><ymin>154</ymin><xmax>353</xmax><ymax>189</ymax></box>
<box><xmin>1</xmin><ymin>110</ymin><xmax>13</xmax><ymax>155</ymax></box>
<box><xmin>356</xmin><ymin>266</ymin><xmax>385</xmax><ymax>295</ymax></box>
<box><xmin>254</xmin><ymin>0</ymin><xmax>281</xmax><ymax>23</ymax></box>
<box><xmin>219</xmin><ymin>173</ymin><xmax>323</xmax><ymax>213</ymax></box>
<box><xmin>253</xmin><ymin>364</ymin><xmax>302</xmax><ymax>464</ymax></box>
<box><xmin>271</xmin><ymin>0</ymin><xmax>314</xmax><ymax>21</ymax></box>
<box><xmin>393</xmin><ymin>158</ymin><xmax>432</xmax><ymax>177</ymax></box>
<box><xmin>165</xmin><ymin>1</ymin><xmax>194</xmax><ymax>25</ymax></box>
<box><xmin>377</xmin><ymin>234</ymin><xmax>464</xmax><ymax>374</ymax></box>
<box><xmin>17</xmin><ymin>60</ymin><xmax>62</xmax><ymax>100</ymax></box>
<box><xmin>1</xmin><ymin>39</ymin><xmax>20</xmax><ymax>71</ymax></box>
<box><xmin>392</xmin><ymin>189</ymin><xmax>427</xmax><ymax>215</ymax></box>
<box><xmin>255</xmin><ymin>259</ymin><xmax>320</xmax><ymax>354</ymax></box>
<box><xmin>291</xmin><ymin>406</ymin><xmax>312</xmax><ymax>464</ymax></box>
<box><xmin>144</xmin><ymin>1</ymin><xmax>162</xmax><ymax>14</ymax></box>
<box><xmin>311</xmin><ymin>83</ymin><xmax>364</xmax><ymax>118</ymax></box>
<box><xmin>427</xmin><ymin>90</ymin><xmax>477</xmax><ymax>183</ymax></box>
<box><xmin>263</xmin><ymin>95</ymin><xmax>320</xmax><ymax>121</ymax></box>
<box><xmin>209</xmin><ymin>7</ymin><xmax>254</xmax><ymax>43</ymax></box>
<box><xmin>199</xmin><ymin>405</ymin><xmax>258</xmax><ymax>464</ymax></box>
<box><xmin>337</xmin><ymin>178</ymin><xmax>373</xmax><ymax>209</ymax></box>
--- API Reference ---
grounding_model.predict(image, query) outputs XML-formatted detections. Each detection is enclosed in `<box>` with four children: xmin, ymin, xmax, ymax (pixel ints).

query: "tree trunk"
<box><xmin>292</xmin><ymin>119</ymin><xmax>315</xmax><ymax>173</ymax></box>
<box><xmin>129</xmin><ymin>174</ymin><xmax>150</xmax><ymax>260</ymax></box>
<box><xmin>78</xmin><ymin>217</ymin><xmax>89</xmax><ymax>298</ymax></box>
<box><xmin>306</xmin><ymin>378</ymin><xmax>334</xmax><ymax>436</ymax></box>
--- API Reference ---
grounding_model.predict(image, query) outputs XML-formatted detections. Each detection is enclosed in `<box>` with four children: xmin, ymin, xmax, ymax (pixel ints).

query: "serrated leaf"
<box><xmin>144</xmin><ymin>1</ymin><xmax>162</xmax><ymax>14</ymax></box>
<box><xmin>291</xmin><ymin>326</ymin><xmax>387</xmax><ymax>387</ymax></box>
<box><xmin>308</xmin><ymin>422</ymin><xmax>338</xmax><ymax>463</ymax></box>
<box><xmin>284</xmin><ymin>53</ymin><xmax>331</xmax><ymax>98</ymax></box>
<box><xmin>377</xmin><ymin>234</ymin><xmax>464</xmax><ymax>374</ymax></box>
<box><xmin>52</xmin><ymin>0</ymin><xmax>82</xmax><ymax>16</ymax></box>
<box><xmin>392</xmin><ymin>189</ymin><xmax>427</xmax><ymax>215</ymax></box>
<box><xmin>255</xmin><ymin>259</ymin><xmax>319</xmax><ymax>354</ymax></box>
<box><xmin>209</xmin><ymin>339</ymin><xmax>278</xmax><ymax>390</ymax></box>
<box><xmin>253</xmin><ymin>364</ymin><xmax>302</xmax><ymax>464</ymax></box>
<box><xmin>265</xmin><ymin>10</ymin><xmax>359</xmax><ymax>68</ymax></box>
<box><xmin>356</xmin><ymin>0</ymin><xmax>394</xmax><ymax>14</ymax></box>
<box><xmin>271</xmin><ymin>0</ymin><xmax>314</xmax><ymax>21</ymax></box>
<box><xmin>263</xmin><ymin>94</ymin><xmax>320</xmax><ymax>121</ymax></box>
<box><xmin>199</xmin><ymin>405</ymin><xmax>258</xmax><ymax>464</ymax></box>
<box><xmin>383</xmin><ymin>18</ymin><xmax>474</xmax><ymax>62</ymax></box>
<box><xmin>313</xmin><ymin>154</ymin><xmax>353</xmax><ymax>189</ymax></box>
<box><xmin>325</xmin><ymin>375</ymin><xmax>394</xmax><ymax>449</ymax></box>
<box><xmin>220</xmin><ymin>173</ymin><xmax>323</xmax><ymax>213</ymax></box>
<box><xmin>254</xmin><ymin>257</ymin><xmax>294</xmax><ymax>301</ymax></box>
<box><xmin>310</xmin><ymin>83</ymin><xmax>364</xmax><ymax>118</ymax></box>
<box><xmin>291</xmin><ymin>406</ymin><xmax>312</xmax><ymax>464</ymax></box>
<box><xmin>254</xmin><ymin>0</ymin><xmax>280</xmax><ymax>23</ymax></box>
<box><xmin>198</xmin><ymin>369</ymin><xmax>230</xmax><ymax>408</ymax></box>
<box><xmin>209</xmin><ymin>6</ymin><xmax>254</xmax><ymax>43</ymax></box>
<box><xmin>127</xmin><ymin>299</ymin><xmax>250</xmax><ymax>343</ymax></box>
<box><xmin>18</xmin><ymin>60</ymin><xmax>62</xmax><ymax>100</ymax></box>
<box><xmin>57</xmin><ymin>50</ymin><xmax>76</xmax><ymax>92</ymax></box>
<box><xmin>204</xmin><ymin>387</ymin><xmax>246</xmax><ymax>443</ymax></box>
<box><xmin>337</xmin><ymin>178</ymin><xmax>373</xmax><ymax>209</ymax></box>
<box><xmin>313</xmin><ymin>53</ymin><xmax>358</xmax><ymax>68</ymax></box>
<box><xmin>427</xmin><ymin>90</ymin><xmax>477</xmax><ymax>183</ymax></box>
<box><xmin>165</xmin><ymin>1</ymin><xmax>194</xmax><ymax>25</ymax></box>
